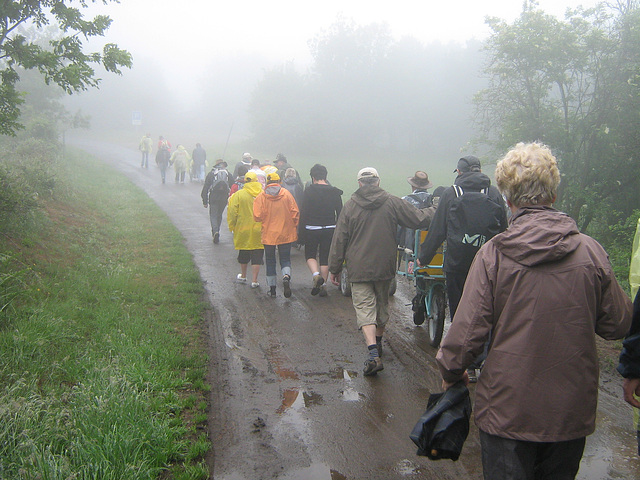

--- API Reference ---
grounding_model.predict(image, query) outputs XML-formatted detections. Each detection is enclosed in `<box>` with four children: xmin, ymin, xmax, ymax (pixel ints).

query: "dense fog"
<box><xmin>64</xmin><ymin>35</ymin><xmax>488</xmax><ymax>172</ymax></box>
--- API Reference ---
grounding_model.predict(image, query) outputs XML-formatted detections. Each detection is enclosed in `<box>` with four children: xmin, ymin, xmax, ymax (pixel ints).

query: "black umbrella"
<box><xmin>409</xmin><ymin>382</ymin><xmax>472</xmax><ymax>460</ymax></box>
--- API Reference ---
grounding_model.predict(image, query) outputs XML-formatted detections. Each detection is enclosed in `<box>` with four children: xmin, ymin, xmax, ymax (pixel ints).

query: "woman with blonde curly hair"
<box><xmin>436</xmin><ymin>142</ymin><xmax>632</xmax><ymax>480</ymax></box>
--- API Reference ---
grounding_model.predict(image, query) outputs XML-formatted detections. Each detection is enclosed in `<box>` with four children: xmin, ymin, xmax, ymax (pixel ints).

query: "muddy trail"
<box><xmin>74</xmin><ymin>139</ymin><xmax>640</xmax><ymax>480</ymax></box>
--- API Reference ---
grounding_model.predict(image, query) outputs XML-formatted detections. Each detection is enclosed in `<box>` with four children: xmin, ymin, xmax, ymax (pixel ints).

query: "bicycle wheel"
<box><xmin>427</xmin><ymin>284</ymin><xmax>446</xmax><ymax>347</ymax></box>
<box><xmin>340</xmin><ymin>268</ymin><xmax>352</xmax><ymax>297</ymax></box>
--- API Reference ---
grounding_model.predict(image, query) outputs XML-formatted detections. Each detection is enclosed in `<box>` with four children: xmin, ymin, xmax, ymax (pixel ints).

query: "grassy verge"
<box><xmin>0</xmin><ymin>149</ymin><xmax>210</xmax><ymax>479</ymax></box>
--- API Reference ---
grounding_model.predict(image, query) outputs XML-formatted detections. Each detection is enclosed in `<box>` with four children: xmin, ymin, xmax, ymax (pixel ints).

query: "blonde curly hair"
<box><xmin>495</xmin><ymin>142</ymin><xmax>560</xmax><ymax>208</ymax></box>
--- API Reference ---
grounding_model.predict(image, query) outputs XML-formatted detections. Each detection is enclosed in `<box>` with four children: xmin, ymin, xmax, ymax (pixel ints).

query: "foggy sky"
<box><xmin>86</xmin><ymin>0</ymin><xmax>601</xmax><ymax>106</ymax></box>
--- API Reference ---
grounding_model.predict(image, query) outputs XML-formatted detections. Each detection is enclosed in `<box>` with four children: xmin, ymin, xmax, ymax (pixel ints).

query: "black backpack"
<box><xmin>209</xmin><ymin>169</ymin><xmax>230</xmax><ymax>196</ymax></box>
<box><xmin>446</xmin><ymin>185</ymin><xmax>504</xmax><ymax>271</ymax></box>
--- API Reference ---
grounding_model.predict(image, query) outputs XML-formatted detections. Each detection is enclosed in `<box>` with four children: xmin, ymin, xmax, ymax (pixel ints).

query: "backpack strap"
<box><xmin>453</xmin><ymin>185</ymin><xmax>489</xmax><ymax>196</ymax></box>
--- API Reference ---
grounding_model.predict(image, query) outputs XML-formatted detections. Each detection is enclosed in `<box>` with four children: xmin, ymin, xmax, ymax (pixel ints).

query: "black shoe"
<box><xmin>269</xmin><ymin>286</ymin><xmax>276</xmax><ymax>297</ymax></box>
<box><xmin>311</xmin><ymin>275</ymin><xmax>325</xmax><ymax>296</ymax></box>
<box><xmin>363</xmin><ymin>357</ymin><xmax>384</xmax><ymax>376</ymax></box>
<box><xmin>283</xmin><ymin>275</ymin><xmax>291</xmax><ymax>298</ymax></box>
<box><xmin>213</xmin><ymin>232</ymin><xmax>219</xmax><ymax>244</ymax></box>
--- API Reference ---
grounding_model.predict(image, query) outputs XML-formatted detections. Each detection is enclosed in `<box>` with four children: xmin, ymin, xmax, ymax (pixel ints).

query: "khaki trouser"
<box><xmin>351</xmin><ymin>280</ymin><xmax>391</xmax><ymax>329</ymax></box>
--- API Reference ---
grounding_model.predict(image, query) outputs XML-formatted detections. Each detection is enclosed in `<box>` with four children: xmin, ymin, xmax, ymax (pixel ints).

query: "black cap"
<box><xmin>455</xmin><ymin>155</ymin><xmax>481</xmax><ymax>173</ymax></box>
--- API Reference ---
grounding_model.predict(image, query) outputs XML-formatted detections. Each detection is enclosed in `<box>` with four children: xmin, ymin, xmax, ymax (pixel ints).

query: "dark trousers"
<box><xmin>446</xmin><ymin>270</ymin><xmax>487</xmax><ymax>369</ymax></box>
<box><xmin>480</xmin><ymin>430</ymin><xmax>585</xmax><ymax>480</ymax></box>
<box><xmin>208</xmin><ymin>198</ymin><xmax>226</xmax><ymax>236</ymax></box>
<box><xmin>445</xmin><ymin>270</ymin><xmax>467</xmax><ymax>320</ymax></box>
<box><xmin>159</xmin><ymin>164</ymin><xmax>168</xmax><ymax>183</ymax></box>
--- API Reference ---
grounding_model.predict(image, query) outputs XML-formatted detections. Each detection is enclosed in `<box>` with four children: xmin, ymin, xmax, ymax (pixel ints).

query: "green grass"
<box><xmin>0</xmin><ymin>149</ymin><xmax>210</xmax><ymax>479</ymax></box>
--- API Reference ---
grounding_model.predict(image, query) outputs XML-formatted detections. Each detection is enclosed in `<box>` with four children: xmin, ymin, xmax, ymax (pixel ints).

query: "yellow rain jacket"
<box><xmin>227</xmin><ymin>180</ymin><xmax>264</xmax><ymax>250</ymax></box>
<box><xmin>139</xmin><ymin>135</ymin><xmax>152</xmax><ymax>153</ymax></box>
<box><xmin>631</xmin><ymin>217</ymin><xmax>640</xmax><ymax>299</ymax></box>
<box><xmin>170</xmin><ymin>145</ymin><xmax>191</xmax><ymax>174</ymax></box>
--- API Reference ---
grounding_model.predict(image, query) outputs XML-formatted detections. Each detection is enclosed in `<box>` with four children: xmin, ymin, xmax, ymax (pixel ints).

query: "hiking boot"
<box><xmin>363</xmin><ymin>357</ymin><xmax>384</xmax><ymax>376</ymax></box>
<box><xmin>318</xmin><ymin>285</ymin><xmax>327</xmax><ymax>297</ymax></box>
<box><xmin>250</xmin><ymin>282</ymin><xmax>260</xmax><ymax>288</ymax></box>
<box><xmin>467</xmin><ymin>368</ymin><xmax>478</xmax><ymax>383</ymax></box>
<box><xmin>213</xmin><ymin>232</ymin><xmax>220</xmax><ymax>244</ymax></box>
<box><xmin>268</xmin><ymin>286</ymin><xmax>276</xmax><ymax>297</ymax></box>
<box><xmin>236</xmin><ymin>274</ymin><xmax>247</xmax><ymax>284</ymax></box>
<box><xmin>283</xmin><ymin>275</ymin><xmax>292</xmax><ymax>298</ymax></box>
<box><xmin>311</xmin><ymin>274</ymin><xmax>325</xmax><ymax>296</ymax></box>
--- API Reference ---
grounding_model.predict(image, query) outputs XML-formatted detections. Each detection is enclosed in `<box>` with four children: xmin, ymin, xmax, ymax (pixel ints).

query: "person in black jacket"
<box><xmin>201</xmin><ymin>159</ymin><xmax>232</xmax><ymax>244</ymax></box>
<box><xmin>418</xmin><ymin>155</ymin><xmax>508</xmax><ymax>381</ymax></box>
<box><xmin>299</xmin><ymin>164</ymin><xmax>343</xmax><ymax>297</ymax></box>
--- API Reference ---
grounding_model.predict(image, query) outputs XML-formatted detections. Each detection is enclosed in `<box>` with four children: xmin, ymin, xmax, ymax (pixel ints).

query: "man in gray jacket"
<box><xmin>329</xmin><ymin>167</ymin><xmax>434</xmax><ymax>376</ymax></box>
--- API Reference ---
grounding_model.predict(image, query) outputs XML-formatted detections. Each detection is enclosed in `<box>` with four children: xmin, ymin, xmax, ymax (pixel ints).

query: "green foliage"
<box><xmin>0</xmin><ymin>135</ymin><xmax>59</xmax><ymax>233</ymax></box>
<box><xmin>0</xmin><ymin>253</ymin><xmax>31</xmax><ymax>318</ymax></box>
<box><xmin>474</xmin><ymin>1</ymin><xmax>640</xmax><ymax>238</ymax></box>
<box><xmin>590</xmin><ymin>209</ymin><xmax>640</xmax><ymax>293</ymax></box>
<box><xmin>0</xmin><ymin>149</ymin><xmax>210</xmax><ymax>478</ymax></box>
<box><xmin>0</xmin><ymin>0</ymin><xmax>132</xmax><ymax>136</ymax></box>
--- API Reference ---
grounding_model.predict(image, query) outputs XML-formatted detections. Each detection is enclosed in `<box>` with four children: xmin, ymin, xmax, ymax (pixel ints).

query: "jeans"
<box><xmin>141</xmin><ymin>151</ymin><xmax>149</xmax><ymax>167</ymax></box>
<box><xmin>264</xmin><ymin>243</ymin><xmax>292</xmax><ymax>287</ymax></box>
<box><xmin>479</xmin><ymin>430</ymin><xmax>585</xmax><ymax>480</ymax></box>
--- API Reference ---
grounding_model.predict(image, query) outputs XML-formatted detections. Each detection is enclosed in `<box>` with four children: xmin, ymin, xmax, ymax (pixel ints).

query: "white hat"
<box><xmin>357</xmin><ymin>167</ymin><xmax>379</xmax><ymax>181</ymax></box>
<box><xmin>242</xmin><ymin>152</ymin><xmax>252</xmax><ymax>160</ymax></box>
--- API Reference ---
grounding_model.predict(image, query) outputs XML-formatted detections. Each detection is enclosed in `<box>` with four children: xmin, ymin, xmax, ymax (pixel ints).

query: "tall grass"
<box><xmin>0</xmin><ymin>148</ymin><xmax>210</xmax><ymax>479</ymax></box>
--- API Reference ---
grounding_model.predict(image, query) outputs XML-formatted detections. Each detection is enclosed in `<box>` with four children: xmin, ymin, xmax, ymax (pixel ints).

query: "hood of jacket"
<box><xmin>351</xmin><ymin>184</ymin><xmax>390</xmax><ymax>210</ymax></box>
<box><xmin>243</xmin><ymin>180</ymin><xmax>263</xmax><ymax>198</ymax></box>
<box><xmin>284</xmin><ymin>176</ymin><xmax>298</xmax><ymax>186</ymax></box>
<box><xmin>265</xmin><ymin>184</ymin><xmax>283</xmax><ymax>198</ymax></box>
<box><xmin>492</xmin><ymin>206</ymin><xmax>581</xmax><ymax>267</ymax></box>
<box><xmin>453</xmin><ymin>171</ymin><xmax>492</xmax><ymax>191</ymax></box>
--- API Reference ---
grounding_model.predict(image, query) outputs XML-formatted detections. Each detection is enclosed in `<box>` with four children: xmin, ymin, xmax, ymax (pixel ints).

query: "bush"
<box><xmin>0</xmin><ymin>136</ymin><xmax>59</xmax><ymax>233</ymax></box>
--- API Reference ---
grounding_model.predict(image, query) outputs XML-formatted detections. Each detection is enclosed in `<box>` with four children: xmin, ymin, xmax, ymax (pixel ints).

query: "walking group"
<box><xmin>138</xmin><ymin>133</ymin><xmax>209</xmax><ymax>184</ymax></box>
<box><xmin>206</xmin><ymin>152</ymin><xmax>342</xmax><ymax>299</ymax></box>
<box><xmin>155</xmin><ymin>137</ymin><xmax>638</xmax><ymax>479</ymax></box>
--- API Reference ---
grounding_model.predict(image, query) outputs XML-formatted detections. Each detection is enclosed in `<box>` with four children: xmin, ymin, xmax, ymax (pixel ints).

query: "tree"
<box><xmin>473</xmin><ymin>0</ymin><xmax>640</xmax><ymax>233</ymax></box>
<box><xmin>0</xmin><ymin>0</ymin><xmax>132</xmax><ymax>136</ymax></box>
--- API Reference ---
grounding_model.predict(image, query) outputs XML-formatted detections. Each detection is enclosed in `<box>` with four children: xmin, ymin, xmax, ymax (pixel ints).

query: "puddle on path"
<box><xmin>278</xmin><ymin>462</ymin><xmax>347</xmax><ymax>480</ymax></box>
<box><xmin>266</xmin><ymin>344</ymin><xmax>300</xmax><ymax>380</ymax></box>
<box><xmin>341</xmin><ymin>368</ymin><xmax>361</xmax><ymax>402</ymax></box>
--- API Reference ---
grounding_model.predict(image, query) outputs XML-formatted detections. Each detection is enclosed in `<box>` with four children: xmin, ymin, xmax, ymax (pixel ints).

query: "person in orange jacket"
<box><xmin>253</xmin><ymin>172</ymin><xmax>299</xmax><ymax>298</ymax></box>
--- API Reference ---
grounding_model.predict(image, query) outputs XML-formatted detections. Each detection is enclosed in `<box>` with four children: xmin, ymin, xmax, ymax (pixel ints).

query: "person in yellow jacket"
<box><xmin>139</xmin><ymin>133</ymin><xmax>152</xmax><ymax>168</ymax></box>
<box><xmin>170</xmin><ymin>145</ymin><xmax>191</xmax><ymax>183</ymax></box>
<box><xmin>227</xmin><ymin>171</ymin><xmax>264</xmax><ymax>288</ymax></box>
<box><xmin>253</xmin><ymin>172</ymin><xmax>299</xmax><ymax>298</ymax></box>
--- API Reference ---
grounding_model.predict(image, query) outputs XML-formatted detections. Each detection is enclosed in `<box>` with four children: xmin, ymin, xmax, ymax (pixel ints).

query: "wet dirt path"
<box><xmin>73</xmin><ymin>139</ymin><xmax>640</xmax><ymax>479</ymax></box>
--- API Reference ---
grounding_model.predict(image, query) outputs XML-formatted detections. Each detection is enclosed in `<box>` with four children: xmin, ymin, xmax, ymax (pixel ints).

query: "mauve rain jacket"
<box><xmin>437</xmin><ymin>206</ymin><xmax>632</xmax><ymax>442</ymax></box>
